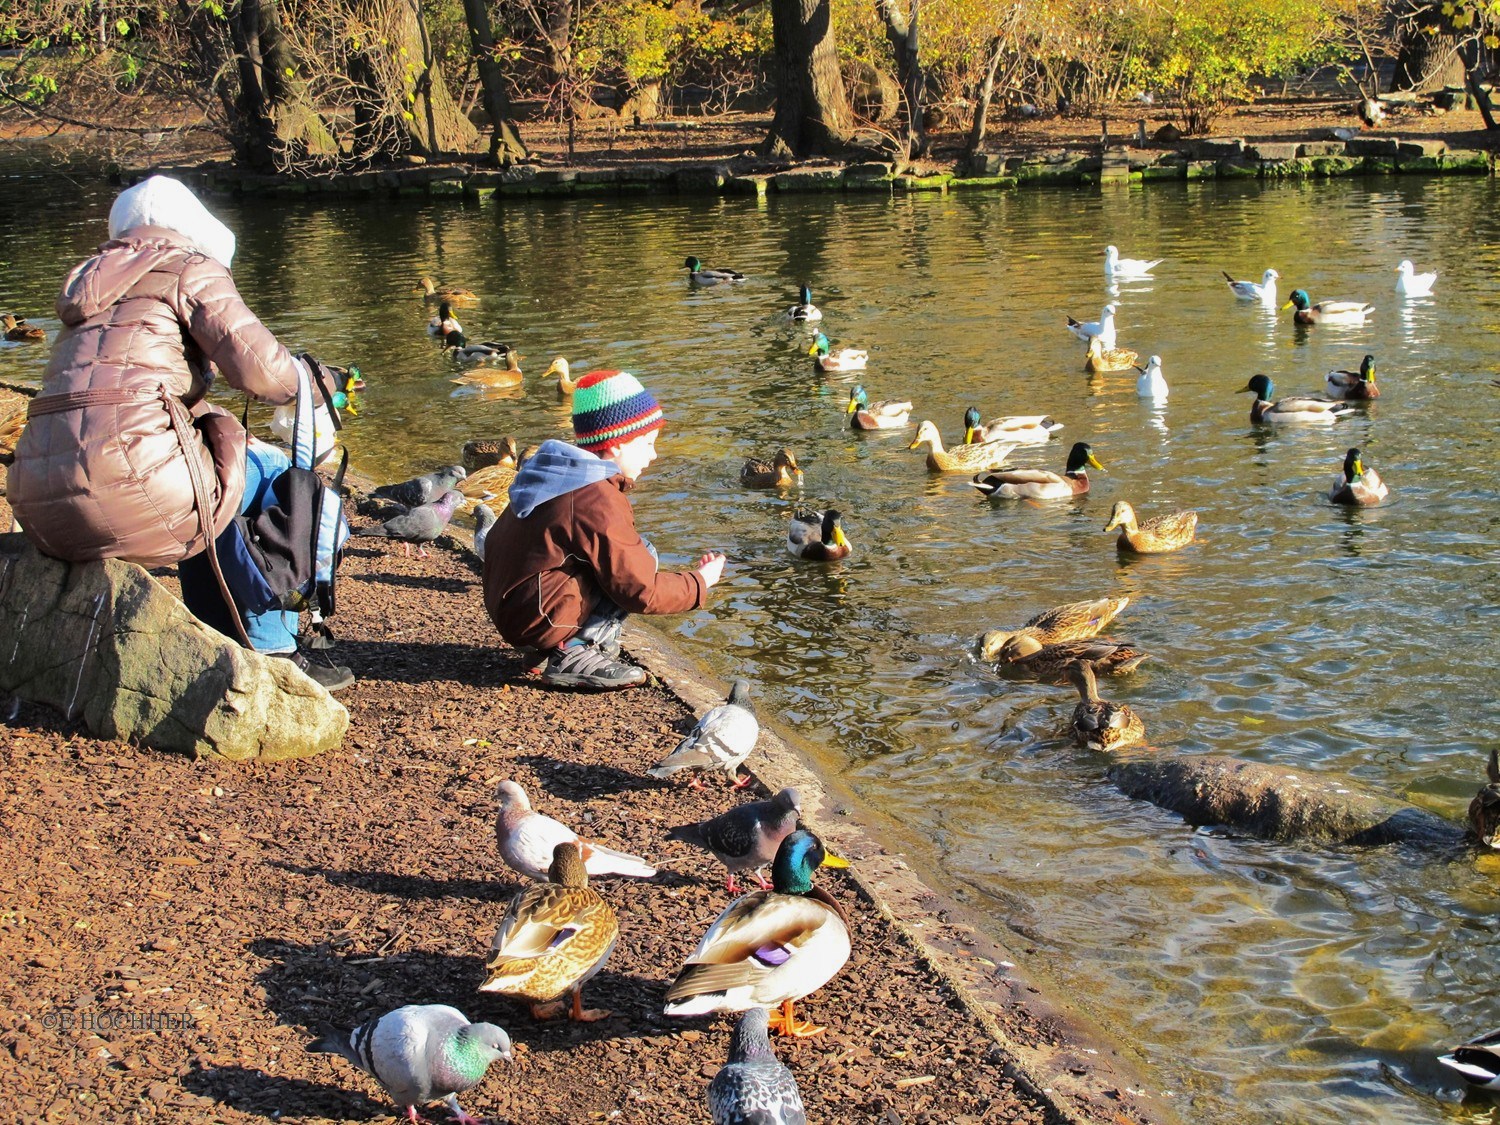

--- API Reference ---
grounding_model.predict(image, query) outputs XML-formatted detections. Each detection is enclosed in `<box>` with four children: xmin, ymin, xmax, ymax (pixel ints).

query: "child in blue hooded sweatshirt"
<box><xmin>481</xmin><ymin>369</ymin><xmax>725</xmax><ymax>690</ymax></box>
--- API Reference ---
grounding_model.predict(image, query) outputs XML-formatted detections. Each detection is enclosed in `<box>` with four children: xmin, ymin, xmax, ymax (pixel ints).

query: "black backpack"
<box><xmin>234</xmin><ymin>356</ymin><xmax>351</xmax><ymax>617</ymax></box>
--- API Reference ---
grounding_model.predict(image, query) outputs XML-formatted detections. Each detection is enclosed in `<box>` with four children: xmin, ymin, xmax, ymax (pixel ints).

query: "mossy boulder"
<box><xmin>0</xmin><ymin>534</ymin><xmax>348</xmax><ymax>761</ymax></box>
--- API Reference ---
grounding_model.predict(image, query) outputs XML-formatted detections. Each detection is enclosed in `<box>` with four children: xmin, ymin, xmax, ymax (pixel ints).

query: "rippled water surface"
<box><xmin>5</xmin><ymin>160</ymin><xmax>1500</xmax><ymax>1124</ymax></box>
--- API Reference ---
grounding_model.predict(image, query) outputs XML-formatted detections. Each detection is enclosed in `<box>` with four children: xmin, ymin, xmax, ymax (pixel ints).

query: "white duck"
<box><xmin>1135</xmin><ymin>355</ymin><xmax>1168</xmax><ymax>400</ymax></box>
<box><xmin>1104</xmin><ymin>245</ymin><xmax>1164</xmax><ymax>279</ymax></box>
<box><xmin>1395</xmin><ymin>260</ymin><xmax>1437</xmax><ymax>298</ymax></box>
<box><xmin>1223</xmin><ymin>268</ymin><xmax>1279</xmax><ymax>304</ymax></box>
<box><xmin>1067</xmin><ymin>303</ymin><xmax>1117</xmax><ymax>350</ymax></box>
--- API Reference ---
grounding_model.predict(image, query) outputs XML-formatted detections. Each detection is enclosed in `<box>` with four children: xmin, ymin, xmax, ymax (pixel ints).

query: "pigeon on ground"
<box><xmin>495</xmin><ymin>780</ymin><xmax>656</xmax><ymax>882</ymax></box>
<box><xmin>307</xmin><ymin>1004</ymin><xmax>511</xmax><ymax>1125</ymax></box>
<box><xmin>668</xmin><ymin>787</ymin><xmax>801</xmax><ymax>893</ymax></box>
<box><xmin>372</xmin><ymin>464</ymin><xmax>467</xmax><ymax>510</ymax></box>
<box><xmin>473</xmin><ymin>503</ymin><xmax>497</xmax><ymax>562</ymax></box>
<box><xmin>352</xmin><ymin>490</ymin><xmax>463</xmax><ymax>557</ymax></box>
<box><xmin>708</xmin><ymin>1007</ymin><xmax>807</xmax><ymax>1125</ymax></box>
<box><xmin>648</xmin><ymin>679</ymin><xmax>759</xmax><ymax>788</ymax></box>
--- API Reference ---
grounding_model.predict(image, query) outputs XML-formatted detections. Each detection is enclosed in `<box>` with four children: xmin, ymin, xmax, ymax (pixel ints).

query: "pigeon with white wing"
<box><xmin>495</xmin><ymin>780</ymin><xmax>656</xmax><ymax>882</ymax></box>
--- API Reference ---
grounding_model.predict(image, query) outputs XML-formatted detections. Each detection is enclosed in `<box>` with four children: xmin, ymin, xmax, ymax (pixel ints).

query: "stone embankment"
<box><xmin>120</xmin><ymin>134</ymin><xmax>1490</xmax><ymax>203</ymax></box>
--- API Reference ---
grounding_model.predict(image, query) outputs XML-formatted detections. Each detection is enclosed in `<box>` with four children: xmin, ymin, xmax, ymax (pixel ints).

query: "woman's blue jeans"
<box><xmin>178</xmin><ymin>442</ymin><xmax>298</xmax><ymax>654</ymax></box>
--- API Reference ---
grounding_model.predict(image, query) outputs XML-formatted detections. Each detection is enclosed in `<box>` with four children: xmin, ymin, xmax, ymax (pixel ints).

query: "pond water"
<box><xmin>5</xmin><ymin>163</ymin><xmax>1500</xmax><ymax>1125</ymax></box>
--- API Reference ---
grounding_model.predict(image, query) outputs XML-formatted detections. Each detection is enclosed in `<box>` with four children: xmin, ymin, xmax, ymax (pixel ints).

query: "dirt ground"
<box><xmin>2</xmin><ymin>94</ymin><xmax>1493</xmax><ymax>178</ymax></box>
<box><xmin>0</xmin><ymin>433</ymin><xmax>1090</xmax><ymax>1124</ymax></box>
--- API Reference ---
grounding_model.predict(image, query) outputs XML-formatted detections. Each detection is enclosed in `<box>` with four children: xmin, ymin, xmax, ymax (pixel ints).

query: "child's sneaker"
<box><xmin>539</xmin><ymin>643</ymin><xmax>645</xmax><ymax>690</ymax></box>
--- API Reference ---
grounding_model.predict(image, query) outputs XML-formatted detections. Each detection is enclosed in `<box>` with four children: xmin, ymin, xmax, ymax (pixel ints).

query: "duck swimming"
<box><xmin>1104</xmin><ymin>501</ymin><xmax>1197</xmax><ymax>554</ymax></box>
<box><xmin>847</xmin><ymin>385</ymin><xmax>911</xmax><ymax>430</ymax></box>
<box><xmin>962</xmin><ymin>407</ymin><xmax>1062</xmax><ymax>446</ymax></box>
<box><xmin>427</xmin><ymin>300</ymin><xmax>463</xmax><ymax>337</ymax></box>
<box><xmin>787</xmin><ymin>509</ymin><xmax>851</xmax><ymax>561</ymax></box>
<box><xmin>415</xmin><ymin>277</ymin><xmax>477</xmax><ymax>304</ymax></box>
<box><xmin>971</xmin><ymin>442</ymin><xmax>1102</xmax><ymax>501</ymax></box>
<box><xmin>909</xmin><ymin>420</ymin><xmax>1014</xmax><ymax>473</ymax></box>
<box><xmin>1324</xmin><ymin>355</ymin><xmax>1378</xmax><ymax>400</ymax></box>
<box><xmin>1327</xmin><ymin>447</ymin><xmax>1388</xmax><ymax>506</ymax></box>
<box><xmin>1239</xmin><ymin>374</ymin><xmax>1354</xmax><ymax>424</ymax></box>
<box><xmin>684</xmin><ymin>257</ymin><xmax>746</xmax><ymax>284</ymax></box>
<box><xmin>1283</xmin><ymin>288</ymin><xmax>1373</xmax><ymax>325</ymax></box>
<box><xmin>809</xmin><ymin>332</ymin><xmax>866</xmax><ymax>372</ymax></box>
<box><xmin>785</xmin><ymin>285</ymin><xmax>822</xmax><ymax>322</ymax></box>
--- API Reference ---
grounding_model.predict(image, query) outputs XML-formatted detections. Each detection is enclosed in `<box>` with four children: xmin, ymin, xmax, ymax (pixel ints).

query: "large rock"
<box><xmin>0</xmin><ymin>534</ymin><xmax>347</xmax><ymax>761</ymax></box>
<box><xmin>1107</xmin><ymin>753</ymin><xmax>1467</xmax><ymax>850</ymax></box>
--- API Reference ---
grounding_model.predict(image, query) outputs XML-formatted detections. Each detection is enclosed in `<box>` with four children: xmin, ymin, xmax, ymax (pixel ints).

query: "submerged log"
<box><xmin>0</xmin><ymin>534</ymin><xmax>347</xmax><ymax>761</ymax></box>
<box><xmin>1107</xmin><ymin>753</ymin><xmax>1467</xmax><ymax>851</ymax></box>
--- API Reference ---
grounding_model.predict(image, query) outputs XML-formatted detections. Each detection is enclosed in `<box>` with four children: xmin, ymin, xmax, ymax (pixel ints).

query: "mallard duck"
<box><xmin>1</xmin><ymin>314</ymin><xmax>45</xmax><ymax>342</ymax></box>
<box><xmin>0</xmin><ymin>403</ymin><xmax>28</xmax><ymax>466</ymax></box>
<box><xmin>1104</xmin><ymin>501</ymin><xmax>1197</xmax><ymax>554</ymax></box>
<box><xmin>1085</xmin><ymin>335</ymin><xmax>1139</xmax><ymax>374</ymax></box>
<box><xmin>415</xmin><ymin>277</ymin><xmax>477</xmax><ymax>304</ymax></box>
<box><xmin>325</xmin><ymin>364</ymin><xmax>365</xmax><ymax>415</ymax></box>
<box><xmin>997</xmin><ymin>636</ymin><xmax>1150</xmax><ymax>682</ymax></box>
<box><xmin>809</xmin><ymin>332</ymin><xmax>866</xmax><ymax>372</ymax></box>
<box><xmin>459</xmin><ymin>446</ymin><xmax>535</xmax><ymax>512</ymax></box>
<box><xmin>684</xmin><ymin>256</ymin><xmax>746</xmax><ymax>284</ymax></box>
<box><xmin>1223</xmin><ymin>268</ymin><xmax>1279</xmax><ymax>303</ymax></box>
<box><xmin>1469</xmin><ymin>748</ymin><xmax>1500</xmax><ymax>849</ymax></box>
<box><xmin>1325</xmin><ymin>354</ymin><xmax>1379</xmax><ymax>400</ymax></box>
<box><xmin>1328</xmin><ymin>447</ymin><xmax>1388</xmax><ymax>507</ymax></box>
<box><xmin>462</xmin><ymin>436</ymin><xmax>519</xmax><ymax>472</ymax></box>
<box><xmin>785</xmin><ymin>285</ymin><xmax>821</xmax><ymax>322</ymax></box>
<box><xmin>1283</xmin><ymin>288</ymin><xmax>1373</xmax><ymax>325</ymax></box>
<box><xmin>1239</xmin><ymin>374</ymin><xmax>1354</xmax><ymax>424</ymax></box>
<box><xmin>971</xmin><ymin>442</ymin><xmax>1101</xmax><ymax>501</ymax></box>
<box><xmin>962</xmin><ymin>407</ymin><xmax>1063</xmax><ymax>446</ymax></box>
<box><xmin>664</xmin><ymin>829</ymin><xmax>851</xmax><ymax>1038</ymax></box>
<box><xmin>1395</xmin><ymin>260</ymin><xmax>1436</xmax><ymax>298</ymax></box>
<box><xmin>427</xmin><ymin>301</ymin><xmax>463</xmax><ymax>337</ymax></box>
<box><xmin>910</xmin><ymin>419</ymin><xmax>1015</xmax><ymax>473</ymax></box>
<box><xmin>1067</xmin><ymin>659</ymin><xmax>1146</xmax><ymax>752</ymax></box>
<box><xmin>478</xmin><ymin>841</ymin><xmax>619</xmax><ymax>1022</ymax></box>
<box><xmin>542</xmin><ymin>356</ymin><xmax>578</xmax><ymax>396</ymax></box>
<box><xmin>977</xmin><ymin>596</ymin><xmax>1129</xmax><ymax>662</ymax></box>
<box><xmin>1439</xmin><ymin>1026</ymin><xmax>1500</xmax><ymax>1090</ymax></box>
<box><xmin>1134</xmin><ymin>355</ymin><xmax>1168</xmax><ymax>400</ymax></box>
<box><xmin>1104</xmin><ymin>245</ymin><xmax>1163</xmax><ymax>279</ymax></box>
<box><xmin>1068</xmin><ymin>303</ymin><xmax>1117</xmax><ymax>349</ymax></box>
<box><xmin>448</xmin><ymin>335</ymin><xmax>524</xmax><ymax>388</ymax></box>
<box><xmin>787</xmin><ymin>509</ymin><xmax>851</xmax><ymax>561</ymax></box>
<box><xmin>847</xmin><ymin>385</ymin><xmax>911</xmax><ymax>430</ymax></box>
<box><xmin>741</xmin><ymin>448</ymin><xmax>803</xmax><ymax>489</ymax></box>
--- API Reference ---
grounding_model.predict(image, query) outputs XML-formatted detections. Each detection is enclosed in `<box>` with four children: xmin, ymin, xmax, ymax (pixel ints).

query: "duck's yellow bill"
<box><xmin>808</xmin><ymin>342</ymin><xmax>821</xmax><ymax>356</ymax></box>
<box><xmin>832</xmin><ymin>527</ymin><xmax>850</xmax><ymax>549</ymax></box>
<box><xmin>847</xmin><ymin>398</ymin><xmax>859</xmax><ymax>414</ymax></box>
<box><xmin>820</xmin><ymin>851</ymin><xmax>851</xmax><ymax>869</ymax></box>
<box><xmin>1087</xmin><ymin>453</ymin><xmax>1105</xmax><ymax>470</ymax></box>
<box><xmin>962</xmin><ymin>427</ymin><xmax>976</xmax><ymax>443</ymax></box>
<box><xmin>1280</xmin><ymin>300</ymin><xmax>1293</xmax><ymax>310</ymax></box>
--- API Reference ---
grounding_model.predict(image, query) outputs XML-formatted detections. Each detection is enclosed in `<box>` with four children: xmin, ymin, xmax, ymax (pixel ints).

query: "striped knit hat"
<box><xmin>571</xmin><ymin>369</ymin><xmax>665</xmax><ymax>450</ymax></box>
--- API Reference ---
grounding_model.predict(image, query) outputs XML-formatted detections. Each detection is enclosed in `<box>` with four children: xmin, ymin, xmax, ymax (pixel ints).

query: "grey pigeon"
<box><xmin>473</xmin><ymin>503</ymin><xmax>497</xmax><ymax>563</ymax></box>
<box><xmin>668</xmin><ymin>787</ymin><xmax>801</xmax><ymax>893</ymax></box>
<box><xmin>648</xmin><ymin>679</ymin><xmax>758</xmax><ymax>788</ymax></box>
<box><xmin>372</xmin><ymin>464</ymin><xmax>467</xmax><ymax>510</ymax></box>
<box><xmin>353</xmin><ymin>490</ymin><xmax>463</xmax><ymax>557</ymax></box>
<box><xmin>708</xmin><ymin>1007</ymin><xmax>807</xmax><ymax>1125</ymax></box>
<box><xmin>308</xmin><ymin>1003</ymin><xmax>511</xmax><ymax>1125</ymax></box>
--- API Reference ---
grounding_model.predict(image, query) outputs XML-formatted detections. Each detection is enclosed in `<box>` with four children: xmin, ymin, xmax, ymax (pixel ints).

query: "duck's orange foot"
<box><xmin>570</xmin><ymin>990</ymin><xmax>612</xmax><ymax>1022</ymax></box>
<box><xmin>766</xmin><ymin>1000</ymin><xmax>825</xmax><ymax>1038</ymax></box>
<box><xmin>529</xmin><ymin>1000</ymin><xmax>568</xmax><ymax>1021</ymax></box>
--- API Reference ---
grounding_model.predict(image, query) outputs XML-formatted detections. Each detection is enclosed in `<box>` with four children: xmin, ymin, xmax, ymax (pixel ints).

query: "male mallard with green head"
<box><xmin>971</xmin><ymin>442</ymin><xmax>1101</xmax><ymax>500</ymax></box>
<box><xmin>664</xmin><ymin>829</ymin><xmax>851</xmax><ymax>1037</ymax></box>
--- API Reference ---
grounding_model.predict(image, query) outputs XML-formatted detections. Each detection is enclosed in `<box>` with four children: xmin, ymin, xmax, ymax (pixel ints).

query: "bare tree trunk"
<box><xmin>965</xmin><ymin>34</ymin><xmax>1005</xmax><ymax>156</ymax></box>
<box><xmin>460</xmin><ymin>0</ymin><xmax>529</xmax><ymax>164</ymax></box>
<box><xmin>876</xmin><ymin>0</ymin><xmax>925</xmax><ymax>157</ymax></box>
<box><xmin>227</xmin><ymin>0</ymin><xmax>336</xmax><ymax>168</ymax></box>
<box><xmin>397</xmin><ymin>0</ymin><xmax>479</xmax><ymax>157</ymax></box>
<box><xmin>227</xmin><ymin>0</ymin><xmax>276</xmax><ymax>169</ymax></box>
<box><xmin>762</xmin><ymin>0</ymin><xmax>853</xmax><ymax>158</ymax></box>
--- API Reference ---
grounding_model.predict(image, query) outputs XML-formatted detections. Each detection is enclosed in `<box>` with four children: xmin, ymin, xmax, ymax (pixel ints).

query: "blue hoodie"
<box><xmin>508</xmin><ymin>439</ymin><xmax>620</xmax><ymax>519</ymax></box>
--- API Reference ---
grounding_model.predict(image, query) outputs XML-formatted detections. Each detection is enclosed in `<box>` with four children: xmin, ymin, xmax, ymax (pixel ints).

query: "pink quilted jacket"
<box><xmin>10</xmin><ymin>226</ymin><xmax>302</xmax><ymax>567</ymax></box>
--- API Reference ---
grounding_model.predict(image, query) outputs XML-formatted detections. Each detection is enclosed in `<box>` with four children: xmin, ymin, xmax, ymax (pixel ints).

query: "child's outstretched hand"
<box><xmin>696</xmin><ymin>551</ymin><xmax>726</xmax><ymax>588</ymax></box>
